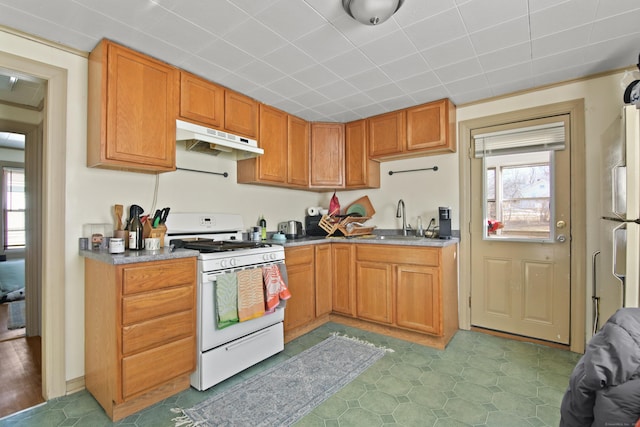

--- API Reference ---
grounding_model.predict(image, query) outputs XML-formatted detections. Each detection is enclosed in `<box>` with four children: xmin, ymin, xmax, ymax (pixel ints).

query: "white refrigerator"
<box><xmin>594</xmin><ymin>105</ymin><xmax>640</xmax><ymax>333</ymax></box>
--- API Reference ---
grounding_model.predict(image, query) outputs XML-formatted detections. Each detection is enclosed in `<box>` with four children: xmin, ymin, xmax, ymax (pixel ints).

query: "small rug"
<box><xmin>7</xmin><ymin>300</ymin><xmax>25</xmax><ymax>329</ymax></box>
<box><xmin>175</xmin><ymin>334</ymin><xmax>390</xmax><ymax>427</ymax></box>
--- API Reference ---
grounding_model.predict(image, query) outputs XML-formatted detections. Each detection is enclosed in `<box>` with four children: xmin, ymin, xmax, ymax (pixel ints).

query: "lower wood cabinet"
<box><xmin>283</xmin><ymin>246</ymin><xmax>315</xmax><ymax>330</ymax></box>
<box><xmin>331</xmin><ymin>244</ymin><xmax>356</xmax><ymax>317</ymax></box>
<box><xmin>84</xmin><ymin>257</ymin><xmax>197</xmax><ymax>421</ymax></box>
<box><xmin>314</xmin><ymin>244</ymin><xmax>333</xmax><ymax>317</ymax></box>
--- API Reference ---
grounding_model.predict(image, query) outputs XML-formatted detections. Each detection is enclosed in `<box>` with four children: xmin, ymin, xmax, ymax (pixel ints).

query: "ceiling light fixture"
<box><xmin>342</xmin><ymin>0</ymin><xmax>404</xmax><ymax>26</ymax></box>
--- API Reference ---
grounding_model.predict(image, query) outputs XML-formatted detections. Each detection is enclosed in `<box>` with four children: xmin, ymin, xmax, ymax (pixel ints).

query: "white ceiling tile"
<box><xmin>595</xmin><ymin>0</ymin><xmax>640</xmax><ymax>19</ymax></box>
<box><xmin>228</xmin><ymin>0</ymin><xmax>279</xmax><ymax>16</ymax></box>
<box><xmin>393</xmin><ymin>0</ymin><xmax>458</xmax><ymax>27</ymax></box>
<box><xmin>322</xmin><ymin>50</ymin><xmax>376</xmax><ymax>79</ymax></box>
<box><xmin>395</xmin><ymin>72</ymin><xmax>441</xmax><ymax>93</ymax></box>
<box><xmin>266</xmin><ymin>76</ymin><xmax>310</xmax><ymax>98</ymax></box>
<box><xmin>591</xmin><ymin>9</ymin><xmax>640</xmax><ymax>43</ymax></box>
<box><xmin>433</xmin><ymin>58</ymin><xmax>483</xmax><ymax>84</ymax></box>
<box><xmin>153</xmin><ymin>0</ymin><xmax>250</xmax><ymax>37</ymax></box>
<box><xmin>2</xmin><ymin>0</ymin><xmax>640</xmax><ymax>121</ymax></box>
<box><xmin>531</xmin><ymin>24</ymin><xmax>591</xmax><ymax>59</ymax></box>
<box><xmin>290</xmin><ymin>90</ymin><xmax>330</xmax><ymax>108</ymax></box>
<box><xmin>477</xmin><ymin>42</ymin><xmax>531</xmax><ymax>72</ymax></box>
<box><xmin>291</xmin><ymin>64</ymin><xmax>340</xmax><ymax>89</ymax></box>
<box><xmin>458</xmin><ymin>0</ymin><xmax>528</xmax><ymax>33</ymax></box>
<box><xmin>530</xmin><ymin>0</ymin><xmax>599</xmax><ymax>38</ymax></box>
<box><xmin>345</xmin><ymin>68</ymin><xmax>392</xmax><ymax>91</ymax></box>
<box><xmin>364</xmin><ymin>82</ymin><xmax>405</xmax><ymax>101</ymax></box>
<box><xmin>421</xmin><ymin>37</ymin><xmax>475</xmax><ymax>69</ymax></box>
<box><xmin>315</xmin><ymin>80</ymin><xmax>360</xmax><ymax>100</ymax></box>
<box><xmin>379</xmin><ymin>54</ymin><xmax>431</xmax><ymax>81</ymax></box>
<box><xmin>469</xmin><ymin>16</ymin><xmax>530</xmax><ymax>55</ymax></box>
<box><xmin>196</xmin><ymin>39</ymin><xmax>256</xmax><ymax>71</ymax></box>
<box><xmin>359</xmin><ymin>30</ymin><xmax>418</xmax><ymax>66</ymax></box>
<box><xmin>255</xmin><ymin>0</ymin><xmax>326</xmax><ymax>41</ymax></box>
<box><xmin>222</xmin><ymin>18</ymin><xmax>287</xmax><ymax>58</ymax></box>
<box><xmin>262</xmin><ymin>45</ymin><xmax>316</xmax><ymax>75</ymax></box>
<box><xmin>403</xmin><ymin>8</ymin><xmax>467</xmax><ymax>50</ymax></box>
<box><xmin>485</xmin><ymin>62</ymin><xmax>533</xmax><ymax>86</ymax></box>
<box><xmin>294</xmin><ymin>23</ymin><xmax>354</xmax><ymax>62</ymax></box>
<box><xmin>235</xmin><ymin>60</ymin><xmax>283</xmax><ymax>85</ymax></box>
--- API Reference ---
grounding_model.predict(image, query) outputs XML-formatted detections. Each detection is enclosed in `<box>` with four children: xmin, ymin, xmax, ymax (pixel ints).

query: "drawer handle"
<box><xmin>224</xmin><ymin>327</ymin><xmax>273</xmax><ymax>351</ymax></box>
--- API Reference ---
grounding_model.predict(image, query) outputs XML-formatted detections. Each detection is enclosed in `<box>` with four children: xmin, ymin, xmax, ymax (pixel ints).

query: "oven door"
<box><xmin>199</xmin><ymin>265</ymin><xmax>285</xmax><ymax>352</ymax></box>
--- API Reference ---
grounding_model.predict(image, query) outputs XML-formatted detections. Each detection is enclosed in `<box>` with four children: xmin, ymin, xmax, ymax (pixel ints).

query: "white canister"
<box><xmin>109</xmin><ymin>237</ymin><xmax>125</xmax><ymax>254</ymax></box>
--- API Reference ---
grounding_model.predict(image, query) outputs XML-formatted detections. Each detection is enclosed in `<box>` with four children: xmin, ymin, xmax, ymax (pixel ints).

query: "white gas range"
<box><xmin>165</xmin><ymin>213</ymin><xmax>286</xmax><ymax>391</ymax></box>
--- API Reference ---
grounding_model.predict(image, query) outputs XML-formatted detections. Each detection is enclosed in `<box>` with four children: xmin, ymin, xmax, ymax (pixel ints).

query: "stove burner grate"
<box><xmin>170</xmin><ymin>238</ymin><xmax>272</xmax><ymax>253</ymax></box>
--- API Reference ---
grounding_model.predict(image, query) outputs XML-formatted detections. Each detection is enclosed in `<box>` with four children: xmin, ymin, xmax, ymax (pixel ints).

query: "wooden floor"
<box><xmin>0</xmin><ymin>302</ymin><xmax>43</xmax><ymax>419</ymax></box>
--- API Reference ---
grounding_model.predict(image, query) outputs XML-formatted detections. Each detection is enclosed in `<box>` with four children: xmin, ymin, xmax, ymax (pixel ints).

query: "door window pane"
<box><xmin>3</xmin><ymin>167</ymin><xmax>25</xmax><ymax>249</ymax></box>
<box><xmin>484</xmin><ymin>151</ymin><xmax>553</xmax><ymax>241</ymax></box>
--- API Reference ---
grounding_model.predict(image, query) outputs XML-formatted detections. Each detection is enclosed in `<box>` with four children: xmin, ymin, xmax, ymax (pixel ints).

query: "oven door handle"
<box><xmin>225</xmin><ymin>328</ymin><xmax>272</xmax><ymax>351</ymax></box>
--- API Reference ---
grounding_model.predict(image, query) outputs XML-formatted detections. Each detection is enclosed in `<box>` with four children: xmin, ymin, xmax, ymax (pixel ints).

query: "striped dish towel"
<box><xmin>216</xmin><ymin>272</ymin><xmax>238</xmax><ymax>329</ymax></box>
<box><xmin>262</xmin><ymin>264</ymin><xmax>292</xmax><ymax>312</ymax></box>
<box><xmin>237</xmin><ymin>268</ymin><xmax>265</xmax><ymax>322</ymax></box>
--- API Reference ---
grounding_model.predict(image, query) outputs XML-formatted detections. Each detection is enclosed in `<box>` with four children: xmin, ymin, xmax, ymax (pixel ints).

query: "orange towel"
<box><xmin>237</xmin><ymin>268</ymin><xmax>265</xmax><ymax>322</ymax></box>
<box><xmin>262</xmin><ymin>264</ymin><xmax>291</xmax><ymax>312</ymax></box>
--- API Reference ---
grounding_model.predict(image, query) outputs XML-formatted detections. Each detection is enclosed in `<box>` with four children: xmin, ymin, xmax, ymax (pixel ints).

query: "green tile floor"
<box><xmin>0</xmin><ymin>323</ymin><xmax>581</xmax><ymax>426</ymax></box>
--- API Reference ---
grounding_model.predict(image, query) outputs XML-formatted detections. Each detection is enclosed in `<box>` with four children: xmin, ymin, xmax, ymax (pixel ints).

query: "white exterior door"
<box><xmin>470</xmin><ymin>117</ymin><xmax>571</xmax><ymax>344</ymax></box>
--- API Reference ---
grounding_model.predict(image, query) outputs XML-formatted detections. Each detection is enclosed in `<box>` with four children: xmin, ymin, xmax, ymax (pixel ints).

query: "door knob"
<box><xmin>557</xmin><ymin>234</ymin><xmax>567</xmax><ymax>243</ymax></box>
<box><xmin>556</xmin><ymin>220</ymin><xmax>566</xmax><ymax>229</ymax></box>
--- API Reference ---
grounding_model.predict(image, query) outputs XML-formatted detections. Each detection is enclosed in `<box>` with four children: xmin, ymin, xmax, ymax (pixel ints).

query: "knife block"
<box><xmin>143</xmin><ymin>220</ymin><xmax>167</xmax><ymax>246</ymax></box>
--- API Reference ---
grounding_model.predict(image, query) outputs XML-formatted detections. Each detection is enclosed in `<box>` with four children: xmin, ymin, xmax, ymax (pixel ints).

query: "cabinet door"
<box><xmin>284</xmin><ymin>247</ymin><xmax>315</xmax><ymax>330</ymax></box>
<box><xmin>179</xmin><ymin>71</ymin><xmax>224</xmax><ymax>129</ymax></box>
<box><xmin>345</xmin><ymin>119</ymin><xmax>380</xmax><ymax>189</ymax></box>
<box><xmin>396</xmin><ymin>265</ymin><xmax>442</xmax><ymax>335</ymax></box>
<box><xmin>356</xmin><ymin>261</ymin><xmax>393</xmax><ymax>324</ymax></box>
<box><xmin>406</xmin><ymin>99</ymin><xmax>455</xmax><ymax>154</ymax></box>
<box><xmin>368</xmin><ymin>110</ymin><xmax>405</xmax><ymax>158</ymax></box>
<box><xmin>310</xmin><ymin>123</ymin><xmax>344</xmax><ymax>188</ymax></box>
<box><xmin>95</xmin><ymin>41</ymin><xmax>178</xmax><ymax>171</ymax></box>
<box><xmin>225</xmin><ymin>90</ymin><xmax>258</xmax><ymax>139</ymax></box>
<box><xmin>314</xmin><ymin>244</ymin><xmax>332</xmax><ymax>317</ymax></box>
<box><xmin>288</xmin><ymin>115</ymin><xmax>310</xmax><ymax>187</ymax></box>
<box><xmin>332</xmin><ymin>244</ymin><xmax>356</xmax><ymax>316</ymax></box>
<box><xmin>258</xmin><ymin>104</ymin><xmax>288</xmax><ymax>184</ymax></box>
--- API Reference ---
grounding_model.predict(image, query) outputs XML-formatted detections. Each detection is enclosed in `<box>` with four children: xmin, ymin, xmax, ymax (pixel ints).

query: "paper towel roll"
<box><xmin>307</xmin><ymin>207</ymin><xmax>319</xmax><ymax>216</ymax></box>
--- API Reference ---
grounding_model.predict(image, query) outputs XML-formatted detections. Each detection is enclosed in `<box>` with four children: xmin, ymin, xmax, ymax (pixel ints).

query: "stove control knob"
<box><xmin>262</xmin><ymin>254</ymin><xmax>270</xmax><ymax>261</ymax></box>
<box><xmin>270</xmin><ymin>253</ymin><xmax>276</xmax><ymax>260</ymax></box>
<box><xmin>229</xmin><ymin>258</ymin><xmax>237</xmax><ymax>267</ymax></box>
<box><xmin>220</xmin><ymin>259</ymin><xmax>228</xmax><ymax>268</ymax></box>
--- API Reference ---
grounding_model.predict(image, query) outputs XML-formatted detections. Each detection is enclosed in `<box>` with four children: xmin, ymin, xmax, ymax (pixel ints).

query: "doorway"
<box><xmin>458</xmin><ymin>99</ymin><xmax>587</xmax><ymax>354</ymax></box>
<box><xmin>0</xmin><ymin>50</ymin><xmax>68</xmax><ymax>410</ymax></box>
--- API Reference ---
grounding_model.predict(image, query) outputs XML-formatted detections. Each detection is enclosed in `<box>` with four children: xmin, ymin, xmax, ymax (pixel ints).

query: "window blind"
<box><xmin>474</xmin><ymin>122</ymin><xmax>565</xmax><ymax>158</ymax></box>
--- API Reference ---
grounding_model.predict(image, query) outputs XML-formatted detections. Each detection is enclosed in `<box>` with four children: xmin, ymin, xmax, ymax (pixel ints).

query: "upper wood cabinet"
<box><xmin>369</xmin><ymin>98</ymin><xmax>456</xmax><ymax>161</ymax></box>
<box><xmin>287</xmin><ymin>115</ymin><xmax>310</xmax><ymax>187</ymax></box>
<box><xmin>345</xmin><ymin>119</ymin><xmax>380</xmax><ymax>189</ymax></box>
<box><xmin>178</xmin><ymin>71</ymin><xmax>258</xmax><ymax>140</ymax></box>
<box><xmin>368</xmin><ymin>110</ymin><xmax>406</xmax><ymax>158</ymax></box>
<box><xmin>225</xmin><ymin>90</ymin><xmax>259</xmax><ymax>139</ymax></box>
<box><xmin>310</xmin><ymin>123</ymin><xmax>345</xmax><ymax>188</ymax></box>
<box><xmin>87</xmin><ymin>39</ymin><xmax>179</xmax><ymax>173</ymax></box>
<box><xmin>406</xmin><ymin>98</ymin><xmax>456</xmax><ymax>155</ymax></box>
<box><xmin>179</xmin><ymin>71</ymin><xmax>224</xmax><ymax>129</ymax></box>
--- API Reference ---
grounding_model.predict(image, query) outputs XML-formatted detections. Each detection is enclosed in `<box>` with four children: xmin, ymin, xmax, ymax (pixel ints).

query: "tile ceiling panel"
<box><xmin>0</xmin><ymin>0</ymin><xmax>638</xmax><ymax>122</ymax></box>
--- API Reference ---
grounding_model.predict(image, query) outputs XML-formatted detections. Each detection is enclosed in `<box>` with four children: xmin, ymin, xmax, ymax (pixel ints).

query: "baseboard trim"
<box><xmin>66</xmin><ymin>376</ymin><xmax>85</xmax><ymax>395</ymax></box>
<box><xmin>470</xmin><ymin>326</ymin><xmax>573</xmax><ymax>351</ymax></box>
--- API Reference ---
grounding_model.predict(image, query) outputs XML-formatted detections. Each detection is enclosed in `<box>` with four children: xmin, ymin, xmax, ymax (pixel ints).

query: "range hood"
<box><xmin>176</xmin><ymin>119</ymin><xmax>263</xmax><ymax>160</ymax></box>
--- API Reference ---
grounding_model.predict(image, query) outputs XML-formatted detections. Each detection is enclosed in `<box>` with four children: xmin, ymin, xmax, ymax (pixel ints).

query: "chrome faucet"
<box><xmin>396</xmin><ymin>199</ymin><xmax>408</xmax><ymax>236</ymax></box>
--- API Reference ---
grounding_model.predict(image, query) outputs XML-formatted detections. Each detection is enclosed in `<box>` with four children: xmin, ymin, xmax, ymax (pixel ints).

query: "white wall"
<box><xmin>0</xmin><ymin>27</ymin><xmax>625</xmax><ymax>383</ymax></box>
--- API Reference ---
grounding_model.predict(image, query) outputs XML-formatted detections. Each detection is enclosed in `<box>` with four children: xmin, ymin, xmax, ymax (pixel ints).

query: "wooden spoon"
<box><xmin>114</xmin><ymin>204</ymin><xmax>123</xmax><ymax>230</ymax></box>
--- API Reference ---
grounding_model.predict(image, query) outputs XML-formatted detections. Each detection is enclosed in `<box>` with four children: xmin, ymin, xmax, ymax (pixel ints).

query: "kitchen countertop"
<box><xmin>266</xmin><ymin>233</ymin><xmax>459</xmax><ymax>248</ymax></box>
<box><xmin>80</xmin><ymin>247</ymin><xmax>199</xmax><ymax>265</ymax></box>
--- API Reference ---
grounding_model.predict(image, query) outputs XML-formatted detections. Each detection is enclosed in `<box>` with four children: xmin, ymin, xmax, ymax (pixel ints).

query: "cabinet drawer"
<box><xmin>122</xmin><ymin>258</ymin><xmax>195</xmax><ymax>295</ymax></box>
<box><xmin>122</xmin><ymin>336</ymin><xmax>195</xmax><ymax>399</ymax></box>
<box><xmin>356</xmin><ymin>245</ymin><xmax>440</xmax><ymax>266</ymax></box>
<box><xmin>122</xmin><ymin>285</ymin><xmax>194</xmax><ymax>325</ymax></box>
<box><xmin>122</xmin><ymin>309</ymin><xmax>194</xmax><ymax>355</ymax></box>
<box><xmin>284</xmin><ymin>246</ymin><xmax>314</xmax><ymax>266</ymax></box>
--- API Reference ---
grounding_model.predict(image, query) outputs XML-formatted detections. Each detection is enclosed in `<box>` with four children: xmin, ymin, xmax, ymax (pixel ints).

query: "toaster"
<box><xmin>277</xmin><ymin>220</ymin><xmax>304</xmax><ymax>239</ymax></box>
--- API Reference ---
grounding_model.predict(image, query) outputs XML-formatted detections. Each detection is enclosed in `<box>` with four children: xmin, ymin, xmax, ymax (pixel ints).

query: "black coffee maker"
<box><xmin>438</xmin><ymin>207</ymin><xmax>452</xmax><ymax>239</ymax></box>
